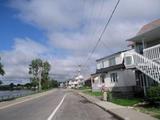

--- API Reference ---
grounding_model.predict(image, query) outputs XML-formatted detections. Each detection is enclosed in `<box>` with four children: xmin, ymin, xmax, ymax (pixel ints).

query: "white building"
<box><xmin>91</xmin><ymin>50</ymin><xmax>136</xmax><ymax>98</ymax></box>
<box><xmin>124</xmin><ymin>19</ymin><xmax>160</xmax><ymax>96</ymax></box>
<box><xmin>68</xmin><ymin>75</ymin><xmax>84</xmax><ymax>89</ymax></box>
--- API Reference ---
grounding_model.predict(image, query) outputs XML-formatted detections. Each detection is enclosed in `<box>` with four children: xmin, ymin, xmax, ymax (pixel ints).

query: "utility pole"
<box><xmin>78</xmin><ymin>65</ymin><xmax>81</xmax><ymax>76</ymax></box>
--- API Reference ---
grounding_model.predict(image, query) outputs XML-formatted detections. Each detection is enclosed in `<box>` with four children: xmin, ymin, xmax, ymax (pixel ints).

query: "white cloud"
<box><xmin>4</xmin><ymin>0</ymin><xmax>160</xmax><ymax>81</ymax></box>
<box><xmin>1</xmin><ymin>38</ymin><xmax>83</xmax><ymax>82</ymax></box>
<box><xmin>1</xmin><ymin>38</ymin><xmax>49</xmax><ymax>82</ymax></box>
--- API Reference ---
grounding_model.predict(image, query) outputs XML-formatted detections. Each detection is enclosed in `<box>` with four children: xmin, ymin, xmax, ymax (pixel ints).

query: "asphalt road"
<box><xmin>0</xmin><ymin>89</ymin><xmax>119</xmax><ymax>120</ymax></box>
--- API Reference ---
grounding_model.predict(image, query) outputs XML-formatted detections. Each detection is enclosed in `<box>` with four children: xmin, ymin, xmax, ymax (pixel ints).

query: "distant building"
<box><xmin>68</xmin><ymin>75</ymin><xmax>84</xmax><ymax>89</ymax></box>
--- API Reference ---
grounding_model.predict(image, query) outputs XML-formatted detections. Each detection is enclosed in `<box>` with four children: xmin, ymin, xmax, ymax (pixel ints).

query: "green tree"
<box><xmin>0</xmin><ymin>80</ymin><xmax>2</xmax><ymax>85</ymax></box>
<box><xmin>48</xmin><ymin>79</ymin><xmax>59</xmax><ymax>88</ymax></box>
<box><xmin>10</xmin><ymin>83</ymin><xmax>15</xmax><ymax>90</ymax></box>
<box><xmin>29</xmin><ymin>59</ymin><xmax>51</xmax><ymax>90</ymax></box>
<box><xmin>24</xmin><ymin>83</ymin><xmax>32</xmax><ymax>89</ymax></box>
<box><xmin>41</xmin><ymin>61</ymin><xmax>51</xmax><ymax>89</ymax></box>
<box><xmin>29</xmin><ymin>59</ymin><xmax>43</xmax><ymax>91</ymax></box>
<box><xmin>0</xmin><ymin>57</ymin><xmax>5</xmax><ymax>76</ymax></box>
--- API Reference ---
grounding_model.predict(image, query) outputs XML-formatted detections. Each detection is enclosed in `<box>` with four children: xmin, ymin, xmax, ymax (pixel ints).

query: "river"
<box><xmin>0</xmin><ymin>90</ymin><xmax>35</xmax><ymax>101</ymax></box>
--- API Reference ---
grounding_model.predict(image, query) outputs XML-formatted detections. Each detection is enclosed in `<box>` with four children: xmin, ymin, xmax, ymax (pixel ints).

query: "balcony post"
<box><xmin>142</xmin><ymin>38</ymin><xmax>146</xmax><ymax>51</ymax></box>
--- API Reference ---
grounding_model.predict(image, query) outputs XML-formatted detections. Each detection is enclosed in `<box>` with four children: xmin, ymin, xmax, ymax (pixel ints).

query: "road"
<box><xmin>0</xmin><ymin>89</ymin><xmax>119</xmax><ymax>120</ymax></box>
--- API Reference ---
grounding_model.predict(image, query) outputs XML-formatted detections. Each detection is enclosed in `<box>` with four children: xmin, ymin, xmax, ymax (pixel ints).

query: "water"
<box><xmin>0</xmin><ymin>90</ymin><xmax>35</xmax><ymax>101</ymax></box>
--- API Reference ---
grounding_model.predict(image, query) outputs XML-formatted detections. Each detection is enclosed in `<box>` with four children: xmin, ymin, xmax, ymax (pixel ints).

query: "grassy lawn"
<box><xmin>83</xmin><ymin>89</ymin><xmax>103</xmax><ymax>97</ymax></box>
<box><xmin>111</xmin><ymin>98</ymin><xmax>160</xmax><ymax>119</ymax></box>
<box><xmin>135</xmin><ymin>106</ymin><xmax>160</xmax><ymax>119</ymax></box>
<box><xmin>78</xmin><ymin>86</ymin><xmax>91</xmax><ymax>90</ymax></box>
<box><xmin>111</xmin><ymin>98</ymin><xmax>142</xmax><ymax>106</ymax></box>
<box><xmin>81</xmin><ymin>89</ymin><xmax>160</xmax><ymax>119</ymax></box>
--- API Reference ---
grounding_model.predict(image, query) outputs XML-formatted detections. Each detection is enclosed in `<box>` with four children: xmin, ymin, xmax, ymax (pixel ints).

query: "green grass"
<box><xmin>83</xmin><ymin>89</ymin><xmax>102</xmax><ymax>97</ymax></box>
<box><xmin>111</xmin><ymin>98</ymin><xmax>142</xmax><ymax>106</ymax></box>
<box><xmin>136</xmin><ymin>107</ymin><xmax>160</xmax><ymax>119</ymax></box>
<box><xmin>78</xmin><ymin>86</ymin><xmax>91</xmax><ymax>90</ymax></box>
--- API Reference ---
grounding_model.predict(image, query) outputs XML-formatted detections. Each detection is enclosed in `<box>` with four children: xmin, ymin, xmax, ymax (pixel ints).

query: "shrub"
<box><xmin>147</xmin><ymin>86</ymin><xmax>160</xmax><ymax>101</ymax></box>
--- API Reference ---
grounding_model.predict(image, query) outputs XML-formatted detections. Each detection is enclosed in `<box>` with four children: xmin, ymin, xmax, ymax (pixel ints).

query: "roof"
<box><xmin>96</xmin><ymin>64</ymin><xmax>125</xmax><ymax>74</ymax></box>
<box><xmin>96</xmin><ymin>50</ymin><xmax>127</xmax><ymax>62</ymax></box>
<box><xmin>127</xmin><ymin>19</ymin><xmax>160</xmax><ymax>43</ymax></box>
<box><xmin>127</xmin><ymin>26</ymin><xmax>160</xmax><ymax>43</ymax></box>
<box><xmin>137</xmin><ymin>19</ymin><xmax>160</xmax><ymax>35</ymax></box>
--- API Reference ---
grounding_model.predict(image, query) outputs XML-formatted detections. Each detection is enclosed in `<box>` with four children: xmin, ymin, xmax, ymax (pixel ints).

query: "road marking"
<box><xmin>0</xmin><ymin>90</ymin><xmax>55</xmax><ymax>110</ymax></box>
<box><xmin>47</xmin><ymin>94</ymin><xmax>66</xmax><ymax>120</ymax></box>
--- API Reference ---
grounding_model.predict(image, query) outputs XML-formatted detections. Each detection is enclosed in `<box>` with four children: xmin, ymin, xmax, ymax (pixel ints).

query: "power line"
<box><xmin>83</xmin><ymin>0</ymin><xmax>121</xmax><ymax>70</ymax></box>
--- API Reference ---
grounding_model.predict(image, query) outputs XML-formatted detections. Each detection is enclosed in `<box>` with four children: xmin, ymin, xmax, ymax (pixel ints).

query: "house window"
<box><xmin>110</xmin><ymin>73</ymin><xmax>118</xmax><ymax>82</ymax></box>
<box><xmin>97</xmin><ymin>63</ymin><xmax>101</xmax><ymax>69</ymax></box>
<box><xmin>97</xmin><ymin>62</ymin><xmax>103</xmax><ymax>69</ymax></box>
<box><xmin>109</xmin><ymin>57</ymin><xmax>116</xmax><ymax>66</ymax></box>
<box><xmin>125</xmin><ymin>56</ymin><xmax>132</xmax><ymax>65</ymax></box>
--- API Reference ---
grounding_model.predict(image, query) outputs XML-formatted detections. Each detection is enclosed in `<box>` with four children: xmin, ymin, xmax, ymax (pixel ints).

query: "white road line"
<box><xmin>47</xmin><ymin>94</ymin><xmax>66</xmax><ymax>120</ymax></box>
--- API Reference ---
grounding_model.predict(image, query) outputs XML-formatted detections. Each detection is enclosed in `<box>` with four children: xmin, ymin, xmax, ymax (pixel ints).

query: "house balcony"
<box><xmin>143</xmin><ymin>43</ymin><xmax>160</xmax><ymax>61</ymax></box>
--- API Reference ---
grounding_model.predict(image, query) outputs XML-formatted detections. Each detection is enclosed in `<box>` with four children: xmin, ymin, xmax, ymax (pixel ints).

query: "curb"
<box><xmin>74</xmin><ymin>91</ymin><xmax>125</xmax><ymax>120</ymax></box>
<box><xmin>74</xmin><ymin>91</ymin><xmax>158</xmax><ymax>120</ymax></box>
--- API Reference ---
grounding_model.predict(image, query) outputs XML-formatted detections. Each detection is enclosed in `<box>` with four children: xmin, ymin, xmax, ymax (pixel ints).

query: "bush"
<box><xmin>147</xmin><ymin>86</ymin><xmax>160</xmax><ymax>101</ymax></box>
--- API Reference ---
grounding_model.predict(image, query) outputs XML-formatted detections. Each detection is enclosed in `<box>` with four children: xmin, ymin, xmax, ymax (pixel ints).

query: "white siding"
<box><xmin>103</xmin><ymin>60</ymin><xmax>109</xmax><ymax>68</ymax></box>
<box><xmin>91</xmin><ymin>75</ymin><xmax>102</xmax><ymax>91</ymax></box>
<box><xmin>104</xmin><ymin>69</ymin><xmax>136</xmax><ymax>88</ymax></box>
<box><xmin>97</xmin><ymin>62</ymin><xmax>102</xmax><ymax>69</ymax></box>
<box><xmin>96</xmin><ymin>53</ymin><xmax>124</xmax><ymax>69</ymax></box>
<box><xmin>115</xmin><ymin>54</ymin><xmax>123</xmax><ymax>65</ymax></box>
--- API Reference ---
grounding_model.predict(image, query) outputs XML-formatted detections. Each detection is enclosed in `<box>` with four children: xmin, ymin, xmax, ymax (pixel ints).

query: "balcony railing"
<box><xmin>143</xmin><ymin>43</ymin><xmax>160</xmax><ymax>60</ymax></box>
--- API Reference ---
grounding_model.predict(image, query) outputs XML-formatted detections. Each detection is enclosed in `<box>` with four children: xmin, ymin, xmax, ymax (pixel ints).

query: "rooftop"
<box><xmin>96</xmin><ymin>50</ymin><xmax>128</xmax><ymax>62</ymax></box>
<box><xmin>137</xmin><ymin>19</ymin><xmax>160</xmax><ymax>35</ymax></box>
<box><xmin>127</xmin><ymin>19</ymin><xmax>160</xmax><ymax>43</ymax></box>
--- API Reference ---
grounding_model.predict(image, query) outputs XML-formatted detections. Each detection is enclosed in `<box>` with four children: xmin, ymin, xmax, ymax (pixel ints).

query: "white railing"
<box><xmin>124</xmin><ymin>51</ymin><xmax>160</xmax><ymax>84</ymax></box>
<box><xmin>144</xmin><ymin>44</ymin><xmax>160</xmax><ymax>60</ymax></box>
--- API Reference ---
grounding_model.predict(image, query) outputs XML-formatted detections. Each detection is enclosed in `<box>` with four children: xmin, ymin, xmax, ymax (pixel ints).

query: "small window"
<box><xmin>125</xmin><ymin>56</ymin><xmax>132</xmax><ymax>65</ymax></box>
<box><xmin>110</xmin><ymin>73</ymin><xmax>118</xmax><ymax>82</ymax></box>
<box><xmin>109</xmin><ymin>57</ymin><xmax>116</xmax><ymax>66</ymax></box>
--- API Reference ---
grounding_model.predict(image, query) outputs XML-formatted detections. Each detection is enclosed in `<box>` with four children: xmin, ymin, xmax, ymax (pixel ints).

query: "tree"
<box><xmin>48</xmin><ymin>79</ymin><xmax>59</xmax><ymax>88</ymax></box>
<box><xmin>0</xmin><ymin>80</ymin><xmax>2</xmax><ymax>85</ymax></box>
<box><xmin>29</xmin><ymin>59</ymin><xmax>43</xmax><ymax>91</ymax></box>
<box><xmin>10</xmin><ymin>83</ymin><xmax>15</xmax><ymax>90</ymax></box>
<box><xmin>41</xmin><ymin>61</ymin><xmax>51</xmax><ymax>89</ymax></box>
<box><xmin>0</xmin><ymin>57</ymin><xmax>5</xmax><ymax>76</ymax></box>
<box><xmin>29</xmin><ymin>59</ymin><xmax>51</xmax><ymax>90</ymax></box>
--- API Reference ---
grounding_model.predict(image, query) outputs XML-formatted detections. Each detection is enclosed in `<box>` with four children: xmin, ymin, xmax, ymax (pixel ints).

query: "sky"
<box><xmin>0</xmin><ymin>0</ymin><xmax>160</xmax><ymax>84</ymax></box>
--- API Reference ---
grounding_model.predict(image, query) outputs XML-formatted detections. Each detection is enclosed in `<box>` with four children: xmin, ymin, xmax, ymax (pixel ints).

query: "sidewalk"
<box><xmin>0</xmin><ymin>89</ymin><xmax>56</xmax><ymax>109</ymax></box>
<box><xmin>75</xmin><ymin>90</ymin><xmax>158</xmax><ymax>120</ymax></box>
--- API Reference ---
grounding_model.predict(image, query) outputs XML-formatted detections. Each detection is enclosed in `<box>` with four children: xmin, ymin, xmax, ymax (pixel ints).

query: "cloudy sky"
<box><xmin>0</xmin><ymin>0</ymin><xmax>160</xmax><ymax>84</ymax></box>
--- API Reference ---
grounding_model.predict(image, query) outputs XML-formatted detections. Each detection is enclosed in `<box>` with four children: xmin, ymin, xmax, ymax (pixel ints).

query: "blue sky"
<box><xmin>0</xmin><ymin>0</ymin><xmax>160</xmax><ymax>83</ymax></box>
<box><xmin>0</xmin><ymin>1</ymin><xmax>46</xmax><ymax>51</ymax></box>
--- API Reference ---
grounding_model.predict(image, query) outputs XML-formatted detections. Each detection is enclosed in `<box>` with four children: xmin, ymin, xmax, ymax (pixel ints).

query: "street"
<box><xmin>0</xmin><ymin>89</ymin><xmax>118</xmax><ymax>120</ymax></box>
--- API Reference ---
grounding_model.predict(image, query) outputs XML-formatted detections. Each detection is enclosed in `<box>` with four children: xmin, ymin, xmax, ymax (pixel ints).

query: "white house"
<box><xmin>68</xmin><ymin>75</ymin><xmax>84</xmax><ymax>89</ymax></box>
<box><xmin>91</xmin><ymin>50</ymin><xmax>136</xmax><ymax>98</ymax></box>
<box><xmin>124</xmin><ymin>19</ymin><xmax>160</xmax><ymax>96</ymax></box>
